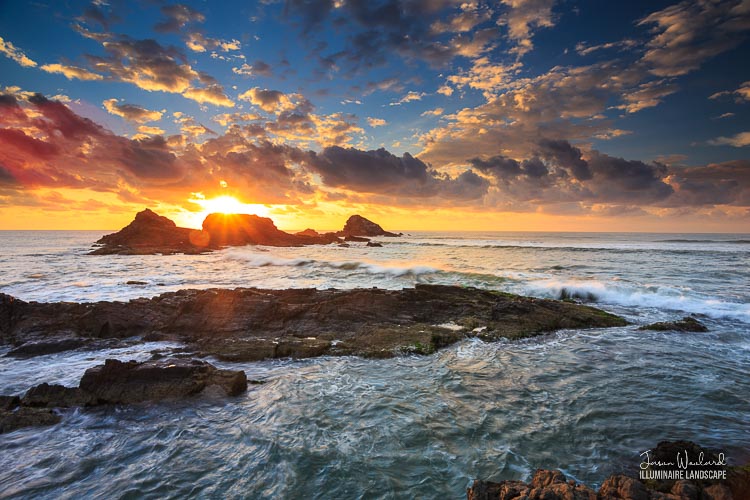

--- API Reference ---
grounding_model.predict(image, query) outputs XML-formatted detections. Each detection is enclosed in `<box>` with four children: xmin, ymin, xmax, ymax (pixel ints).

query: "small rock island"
<box><xmin>90</xmin><ymin>208</ymin><xmax>400</xmax><ymax>255</ymax></box>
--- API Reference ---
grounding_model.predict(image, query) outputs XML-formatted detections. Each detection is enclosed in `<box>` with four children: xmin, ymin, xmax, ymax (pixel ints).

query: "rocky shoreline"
<box><xmin>1</xmin><ymin>284</ymin><xmax>627</xmax><ymax>362</ymax></box>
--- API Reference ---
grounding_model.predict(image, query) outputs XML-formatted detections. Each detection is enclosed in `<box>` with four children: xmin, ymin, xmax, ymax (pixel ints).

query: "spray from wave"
<box><xmin>524</xmin><ymin>279</ymin><xmax>750</xmax><ymax>323</ymax></box>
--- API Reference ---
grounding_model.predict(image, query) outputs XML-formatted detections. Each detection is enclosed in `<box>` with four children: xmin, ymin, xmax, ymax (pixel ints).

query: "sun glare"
<box><xmin>178</xmin><ymin>194</ymin><xmax>272</xmax><ymax>229</ymax></box>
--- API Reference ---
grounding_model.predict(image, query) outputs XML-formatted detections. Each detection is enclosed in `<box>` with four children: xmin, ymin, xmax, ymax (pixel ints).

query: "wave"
<box><xmin>524</xmin><ymin>279</ymin><xmax>750</xmax><ymax>323</ymax></box>
<box><xmin>222</xmin><ymin>248</ymin><xmax>439</xmax><ymax>277</ymax></box>
<box><xmin>394</xmin><ymin>240</ymin><xmax>749</xmax><ymax>254</ymax></box>
<box><xmin>658</xmin><ymin>239</ymin><xmax>750</xmax><ymax>244</ymax></box>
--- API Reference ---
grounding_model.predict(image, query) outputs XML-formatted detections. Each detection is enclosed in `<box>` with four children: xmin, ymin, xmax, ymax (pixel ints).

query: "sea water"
<box><xmin>0</xmin><ymin>231</ymin><xmax>748</xmax><ymax>498</ymax></box>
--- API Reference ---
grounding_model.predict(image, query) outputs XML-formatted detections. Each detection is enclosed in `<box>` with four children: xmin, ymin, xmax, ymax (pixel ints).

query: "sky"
<box><xmin>0</xmin><ymin>0</ymin><xmax>749</xmax><ymax>232</ymax></box>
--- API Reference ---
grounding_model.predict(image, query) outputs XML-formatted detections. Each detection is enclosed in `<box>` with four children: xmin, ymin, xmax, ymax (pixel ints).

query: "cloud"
<box><xmin>182</xmin><ymin>85</ymin><xmax>234</xmax><ymax>107</ymax></box>
<box><xmin>136</xmin><ymin>125</ymin><xmax>165</xmax><ymax>136</ymax></box>
<box><xmin>367</xmin><ymin>117</ymin><xmax>387</xmax><ymax>127</ymax></box>
<box><xmin>421</xmin><ymin>108</ymin><xmax>444</xmax><ymax>116</ymax></box>
<box><xmin>103</xmin><ymin>99</ymin><xmax>163</xmax><ymax>123</ymax></box>
<box><xmin>185</xmin><ymin>32</ymin><xmax>241</xmax><ymax>53</ymax></box>
<box><xmin>447</xmin><ymin>57</ymin><xmax>520</xmax><ymax>98</ymax></box>
<box><xmin>575</xmin><ymin>39</ymin><xmax>639</xmax><ymax>56</ymax></box>
<box><xmin>390</xmin><ymin>91</ymin><xmax>426</xmax><ymax>106</ymax></box>
<box><xmin>40</xmin><ymin>63</ymin><xmax>103</xmax><ymax>81</ymax></box>
<box><xmin>436</xmin><ymin>85</ymin><xmax>454</xmax><ymax>96</ymax></box>
<box><xmin>708</xmin><ymin>131</ymin><xmax>750</xmax><ymax>147</ymax></box>
<box><xmin>2</xmin><ymin>90</ymin><xmax>748</xmax><ymax>215</ymax></box>
<box><xmin>238</xmin><ymin>87</ymin><xmax>310</xmax><ymax>114</ymax></box>
<box><xmin>638</xmin><ymin>0</ymin><xmax>750</xmax><ymax>77</ymax></box>
<box><xmin>232</xmin><ymin>61</ymin><xmax>272</xmax><ymax>77</ymax></box>
<box><xmin>304</xmin><ymin>146</ymin><xmax>489</xmax><ymax>199</ymax></box>
<box><xmin>155</xmin><ymin>4</ymin><xmax>205</xmax><ymax>33</ymax></box>
<box><xmin>0</xmin><ymin>36</ymin><xmax>37</xmax><ymax>67</ymax></box>
<box><xmin>709</xmin><ymin>80</ymin><xmax>750</xmax><ymax>103</ymax></box>
<box><xmin>84</xmin><ymin>35</ymin><xmax>233</xmax><ymax>106</ymax></box>
<box><xmin>498</xmin><ymin>0</ymin><xmax>557</xmax><ymax>58</ymax></box>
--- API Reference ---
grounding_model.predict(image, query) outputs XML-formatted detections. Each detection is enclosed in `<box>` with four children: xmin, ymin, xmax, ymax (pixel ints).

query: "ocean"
<box><xmin>0</xmin><ymin>230</ymin><xmax>749</xmax><ymax>498</ymax></box>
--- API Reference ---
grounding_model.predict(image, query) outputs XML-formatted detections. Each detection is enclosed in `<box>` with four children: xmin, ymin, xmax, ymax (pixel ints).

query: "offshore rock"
<box><xmin>0</xmin><ymin>285</ymin><xmax>628</xmax><ymax>361</ymax></box>
<box><xmin>91</xmin><ymin>208</ymin><xmax>207</xmax><ymax>255</ymax></box>
<box><xmin>202</xmin><ymin>213</ymin><xmax>339</xmax><ymax>247</ymax></box>
<box><xmin>340</xmin><ymin>214</ymin><xmax>400</xmax><ymax>237</ymax></box>
<box><xmin>91</xmin><ymin>209</ymin><xmax>345</xmax><ymax>255</ymax></box>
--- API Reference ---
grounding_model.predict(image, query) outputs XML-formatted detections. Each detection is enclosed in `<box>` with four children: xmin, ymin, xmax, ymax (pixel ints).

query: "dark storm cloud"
<box><xmin>305</xmin><ymin>146</ymin><xmax>489</xmax><ymax>199</ymax></box>
<box><xmin>537</xmin><ymin>139</ymin><xmax>591</xmax><ymax>181</ymax></box>
<box><xmin>667</xmin><ymin>160</ymin><xmax>750</xmax><ymax>207</ymax></box>
<box><xmin>585</xmin><ymin>151</ymin><xmax>673</xmax><ymax>204</ymax></box>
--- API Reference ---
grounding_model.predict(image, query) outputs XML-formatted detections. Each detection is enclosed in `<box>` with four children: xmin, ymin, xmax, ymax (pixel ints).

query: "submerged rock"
<box><xmin>0</xmin><ymin>407</ymin><xmax>60</xmax><ymax>434</ymax></box>
<box><xmin>0</xmin><ymin>285</ymin><xmax>627</xmax><ymax>361</ymax></box>
<box><xmin>639</xmin><ymin>317</ymin><xmax>708</xmax><ymax>332</ymax></box>
<box><xmin>7</xmin><ymin>338</ymin><xmax>86</xmax><ymax>358</ymax></box>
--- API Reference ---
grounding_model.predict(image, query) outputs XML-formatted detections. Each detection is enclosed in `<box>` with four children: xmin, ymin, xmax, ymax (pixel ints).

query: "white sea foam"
<box><xmin>524</xmin><ymin>278</ymin><xmax>750</xmax><ymax>322</ymax></box>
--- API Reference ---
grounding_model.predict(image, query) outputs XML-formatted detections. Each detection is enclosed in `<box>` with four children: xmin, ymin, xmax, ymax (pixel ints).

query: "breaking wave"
<box><xmin>523</xmin><ymin>279</ymin><xmax>750</xmax><ymax>323</ymax></box>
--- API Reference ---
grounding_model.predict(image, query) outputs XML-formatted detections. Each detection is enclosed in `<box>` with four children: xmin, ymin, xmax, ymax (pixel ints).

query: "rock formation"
<box><xmin>202</xmin><ymin>213</ymin><xmax>339</xmax><ymax>247</ymax></box>
<box><xmin>90</xmin><ymin>209</ymin><xmax>399</xmax><ymax>254</ymax></box>
<box><xmin>1</xmin><ymin>285</ymin><xmax>627</xmax><ymax>362</ymax></box>
<box><xmin>91</xmin><ymin>208</ymin><xmax>206</xmax><ymax>255</ymax></box>
<box><xmin>0</xmin><ymin>358</ymin><xmax>248</xmax><ymax>433</ymax></box>
<box><xmin>340</xmin><ymin>214</ymin><xmax>400</xmax><ymax>237</ymax></box>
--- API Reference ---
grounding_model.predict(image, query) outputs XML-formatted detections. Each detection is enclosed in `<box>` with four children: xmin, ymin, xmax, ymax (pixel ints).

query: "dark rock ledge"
<box><xmin>0</xmin><ymin>358</ymin><xmax>247</xmax><ymax>434</ymax></box>
<box><xmin>1</xmin><ymin>285</ymin><xmax>627</xmax><ymax>362</ymax></box>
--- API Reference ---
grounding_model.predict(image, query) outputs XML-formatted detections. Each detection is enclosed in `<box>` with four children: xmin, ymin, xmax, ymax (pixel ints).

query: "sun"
<box><xmin>177</xmin><ymin>194</ymin><xmax>272</xmax><ymax>229</ymax></box>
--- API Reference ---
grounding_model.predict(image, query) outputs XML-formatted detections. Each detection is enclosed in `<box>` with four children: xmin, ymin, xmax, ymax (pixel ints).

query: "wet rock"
<box><xmin>78</xmin><ymin>358</ymin><xmax>247</xmax><ymax>404</ymax></box>
<box><xmin>0</xmin><ymin>285</ymin><xmax>628</xmax><ymax>361</ymax></box>
<box><xmin>6</xmin><ymin>338</ymin><xmax>85</xmax><ymax>357</ymax></box>
<box><xmin>468</xmin><ymin>469</ymin><xmax>596</xmax><ymax>500</ymax></box>
<box><xmin>639</xmin><ymin>317</ymin><xmax>708</xmax><ymax>332</ymax></box>
<box><xmin>366</xmin><ymin>241</ymin><xmax>383</xmax><ymax>247</ymax></box>
<box><xmin>599</xmin><ymin>475</ymin><xmax>650</xmax><ymax>499</ymax></box>
<box><xmin>22</xmin><ymin>383</ymin><xmax>95</xmax><ymax>407</ymax></box>
<box><xmin>0</xmin><ymin>395</ymin><xmax>20</xmax><ymax>410</ymax></box>
<box><xmin>0</xmin><ymin>407</ymin><xmax>60</xmax><ymax>434</ymax></box>
<box><xmin>126</xmin><ymin>280</ymin><xmax>148</xmax><ymax>285</ymax></box>
<box><xmin>339</xmin><ymin>214</ymin><xmax>400</xmax><ymax>237</ymax></box>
